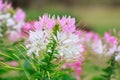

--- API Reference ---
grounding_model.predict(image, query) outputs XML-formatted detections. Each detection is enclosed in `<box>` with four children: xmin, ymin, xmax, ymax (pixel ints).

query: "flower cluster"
<box><xmin>24</xmin><ymin>14</ymin><xmax>84</xmax><ymax>60</ymax></box>
<box><xmin>76</xmin><ymin>30</ymin><xmax>120</xmax><ymax>62</ymax></box>
<box><xmin>23</xmin><ymin>14</ymin><xmax>85</xmax><ymax>79</ymax></box>
<box><xmin>0</xmin><ymin>0</ymin><xmax>25</xmax><ymax>42</ymax></box>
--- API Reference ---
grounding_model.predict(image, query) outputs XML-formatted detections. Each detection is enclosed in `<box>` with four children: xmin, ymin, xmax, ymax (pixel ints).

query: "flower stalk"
<box><xmin>101</xmin><ymin>53</ymin><xmax>118</xmax><ymax>80</ymax></box>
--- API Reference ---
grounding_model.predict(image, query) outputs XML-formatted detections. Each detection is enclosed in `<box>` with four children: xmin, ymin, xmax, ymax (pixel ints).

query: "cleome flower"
<box><xmin>0</xmin><ymin>0</ymin><xmax>26</xmax><ymax>42</ymax></box>
<box><xmin>24</xmin><ymin>14</ymin><xmax>85</xmax><ymax>80</ymax></box>
<box><xmin>25</xmin><ymin>14</ymin><xmax>85</xmax><ymax>61</ymax></box>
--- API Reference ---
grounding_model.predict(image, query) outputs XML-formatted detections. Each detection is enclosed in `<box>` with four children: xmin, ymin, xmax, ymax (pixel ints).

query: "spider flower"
<box><xmin>25</xmin><ymin>14</ymin><xmax>84</xmax><ymax>59</ymax></box>
<box><xmin>0</xmin><ymin>0</ymin><xmax>26</xmax><ymax>42</ymax></box>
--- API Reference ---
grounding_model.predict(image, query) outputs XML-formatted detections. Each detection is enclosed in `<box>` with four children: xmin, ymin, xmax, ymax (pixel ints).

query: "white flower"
<box><xmin>26</xmin><ymin>30</ymin><xmax>49</xmax><ymax>56</ymax></box>
<box><xmin>4</xmin><ymin>13</ymin><xmax>11</xmax><ymax>19</ymax></box>
<box><xmin>0</xmin><ymin>14</ymin><xmax>5</xmax><ymax>20</ymax></box>
<box><xmin>6</xmin><ymin>18</ymin><xmax>15</xmax><ymax>27</ymax></box>
<box><xmin>115</xmin><ymin>54</ymin><xmax>120</xmax><ymax>61</ymax></box>
<box><xmin>13</xmin><ymin>22</ymin><xmax>24</xmax><ymax>31</ymax></box>
<box><xmin>106</xmin><ymin>45</ymin><xmax>117</xmax><ymax>56</ymax></box>
<box><xmin>114</xmin><ymin>46</ymin><xmax>120</xmax><ymax>61</ymax></box>
<box><xmin>91</xmin><ymin>39</ymin><xmax>104</xmax><ymax>54</ymax></box>
<box><xmin>0</xmin><ymin>13</ymin><xmax>10</xmax><ymax>20</ymax></box>
<box><xmin>54</xmin><ymin>32</ymin><xmax>84</xmax><ymax>60</ymax></box>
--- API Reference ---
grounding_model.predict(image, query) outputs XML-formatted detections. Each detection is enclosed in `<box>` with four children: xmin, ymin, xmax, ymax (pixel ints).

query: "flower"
<box><xmin>62</xmin><ymin>60</ymin><xmax>83</xmax><ymax>80</ymax></box>
<box><xmin>6</xmin><ymin>18</ymin><xmax>15</xmax><ymax>26</ymax></box>
<box><xmin>24</xmin><ymin>14</ymin><xmax>86</xmax><ymax>80</ymax></box>
<box><xmin>25</xmin><ymin>15</ymin><xmax>85</xmax><ymax>60</ymax></box>
<box><xmin>104</xmin><ymin>32</ymin><xmax>118</xmax><ymax>45</ymax></box>
<box><xmin>22</xmin><ymin>21</ymin><xmax>34</xmax><ymax>36</ymax></box>
<box><xmin>0</xmin><ymin>1</ymin><xmax>25</xmax><ymax>42</ymax></box>
<box><xmin>115</xmin><ymin>54</ymin><xmax>120</xmax><ymax>61</ymax></box>
<box><xmin>0</xmin><ymin>0</ymin><xmax>4</xmax><ymax>11</ymax></box>
<box><xmin>7</xmin><ymin>61</ymin><xmax>18</xmax><ymax>67</ymax></box>
<box><xmin>0</xmin><ymin>0</ymin><xmax>12</xmax><ymax>12</ymax></box>
<box><xmin>14</xmin><ymin>8</ymin><xmax>26</xmax><ymax>22</ymax></box>
<box><xmin>9</xmin><ymin>31</ymin><xmax>23</xmax><ymax>42</ymax></box>
<box><xmin>91</xmin><ymin>39</ymin><xmax>104</xmax><ymax>54</ymax></box>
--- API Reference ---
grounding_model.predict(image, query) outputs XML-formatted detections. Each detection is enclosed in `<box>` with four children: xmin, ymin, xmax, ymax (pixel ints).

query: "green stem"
<box><xmin>43</xmin><ymin>42</ymin><xmax>57</xmax><ymax>79</ymax></box>
<box><xmin>41</xmin><ymin>25</ymin><xmax>59</xmax><ymax>79</ymax></box>
<box><xmin>101</xmin><ymin>53</ymin><xmax>117</xmax><ymax>80</ymax></box>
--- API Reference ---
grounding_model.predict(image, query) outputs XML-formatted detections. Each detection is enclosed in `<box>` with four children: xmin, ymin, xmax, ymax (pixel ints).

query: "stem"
<box><xmin>40</xmin><ymin>25</ymin><xmax>59</xmax><ymax>79</ymax></box>
<box><xmin>101</xmin><ymin>54</ymin><xmax>117</xmax><ymax>80</ymax></box>
<box><xmin>43</xmin><ymin>41</ymin><xmax>57</xmax><ymax>79</ymax></box>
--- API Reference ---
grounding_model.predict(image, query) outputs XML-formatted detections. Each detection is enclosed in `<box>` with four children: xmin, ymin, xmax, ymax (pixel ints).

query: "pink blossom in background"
<box><xmin>85</xmin><ymin>32</ymin><xmax>94</xmax><ymax>42</ymax></box>
<box><xmin>72</xmin><ymin>61</ymin><xmax>83</xmax><ymax>80</ymax></box>
<box><xmin>92</xmin><ymin>33</ymin><xmax>100</xmax><ymax>41</ymax></box>
<box><xmin>75</xmin><ymin>30</ymin><xmax>83</xmax><ymax>36</ymax></box>
<box><xmin>104</xmin><ymin>32</ymin><xmax>118</xmax><ymax>45</ymax></box>
<box><xmin>14</xmin><ymin>8</ymin><xmax>26</xmax><ymax>22</ymax></box>
<box><xmin>9</xmin><ymin>31</ymin><xmax>23</xmax><ymax>42</ymax></box>
<box><xmin>0</xmin><ymin>0</ymin><xmax>26</xmax><ymax>42</ymax></box>
<box><xmin>0</xmin><ymin>0</ymin><xmax>4</xmax><ymax>10</ymax></box>
<box><xmin>5</xmin><ymin>2</ymin><xmax>12</xmax><ymax>10</ymax></box>
<box><xmin>7</xmin><ymin>61</ymin><xmax>18</xmax><ymax>67</ymax></box>
<box><xmin>62</xmin><ymin>60</ymin><xmax>83</xmax><ymax>80</ymax></box>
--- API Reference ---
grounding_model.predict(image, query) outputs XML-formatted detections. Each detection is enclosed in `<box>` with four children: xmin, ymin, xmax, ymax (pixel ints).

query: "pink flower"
<box><xmin>58</xmin><ymin>16</ymin><xmax>76</xmax><ymax>33</ymax></box>
<box><xmin>86</xmin><ymin>32</ymin><xmax>93</xmax><ymax>40</ymax></box>
<box><xmin>33</xmin><ymin>21</ymin><xmax>42</xmax><ymax>30</ymax></box>
<box><xmin>74</xmin><ymin>67</ymin><xmax>82</xmax><ymax>80</ymax></box>
<box><xmin>7</xmin><ymin>61</ymin><xmax>18</xmax><ymax>67</ymax></box>
<box><xmin>22</xmin><ymin>22</ymin><xmax>34</xmax><ymax>31</ymax></box>
<box><xmin>62</xmin><ymin>25</ymin><xmax>75</xmax><ymax>33</ymax></box>
<box><xmin>14</xmin><ymin>8</ymin><xmax>26</xmax><ymax>22</ymax></box>
<box><xmin>58</xmin><ymin>16</ymin><xmax>67</xmax><ymax>27</ymax></box>
<box><xmin>39</xmin><ymin>14</ymin><xmax>56</xmax><ymax>29</ymax></box>
<box><xmin>0</xmin><ymin>0</ymin><xmax>4</xmax><ymax>10</ymax></box>
<box><xmin>75</xmin><ymin>67</ymin><xmax>82</xmax><ymax>75</ymax></box>
<box><xmin>93</xmin><ymin>34</ymin><xmax>100</xmax><ymax>41</ymax></box>
<box><xmin>9</xmin><ymin>31</ymin><xmax>23</xmax><ymax>42</ymax></box>
<box><xmin>67</xmin><ymin>16</ymin><xmax>75</xmax><ymax>25</ymax></box>
<box><xmin>62</xmin><ymin>60</ymin><xmax>83</xmax><ymax>80</ymax></box>
<box><xmin>46</xmin><ymin>18</ymin><xmax>56</xmax><ymax>29</ymax></box>
<box><xmin>73</xmin><ymin>61</ymin><xmax>82</xmax><ymax>67</ymax></box>
<box><xmin>22</xmin><ymin>22</ymin><xmax>35</xmax><ymax>37</ymax></box>
<box><xmin>75</xmin><ymin>30</ymin><xmax>83</xmax><ymax>36</ymax></box>
<box><xmin>104</xmin><ymin>32</ymin><xmax>118</xmax><ymax>45</ymax></box>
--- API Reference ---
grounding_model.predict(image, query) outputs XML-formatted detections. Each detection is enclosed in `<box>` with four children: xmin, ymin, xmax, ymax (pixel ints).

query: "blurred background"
<box><xmin>7</xmin><ymin>0</ymin><xmax>120</xmax><ymax>34</ymax></box>
<box><xmin>1</xmin><ymin>0</ymin><xmax>120</xmax><ymax>80</ymax></box>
